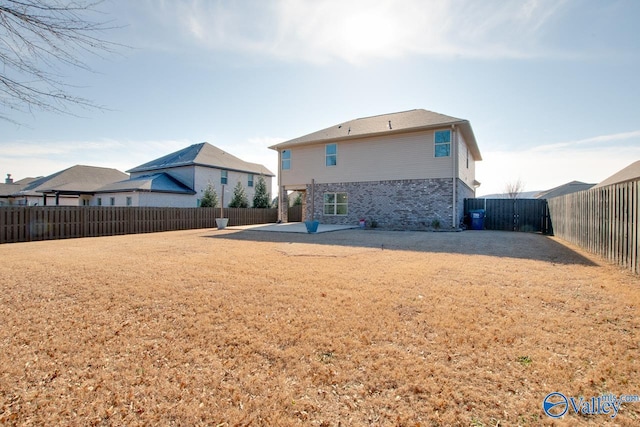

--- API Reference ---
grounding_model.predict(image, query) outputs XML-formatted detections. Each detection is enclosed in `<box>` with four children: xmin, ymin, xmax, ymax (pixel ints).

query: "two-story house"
<box><xmin>270</xmin><ymin>109</ymin><xmax>482</xmax><ymax>229</ymax></box>
<box><xmin>95</xmin><ymin>142</ymin><xmax>274</xmax><ymax>207</ymax></box>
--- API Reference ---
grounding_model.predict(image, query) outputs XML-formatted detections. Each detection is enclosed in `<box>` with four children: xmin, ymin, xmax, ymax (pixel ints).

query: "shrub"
<box><xmin>252</xmin><ymin>176</ymin><xmax>270</xmax><ymax>208</ymax></box>
<box><xmin>200</xmin><ymin>184</ymin><xmax>218</xmax><ymax>208</ymax></box>
<box><xmin>229</xmin><ymin>182</ymin><xmax>249</xmax><ymax>208</ymax></box>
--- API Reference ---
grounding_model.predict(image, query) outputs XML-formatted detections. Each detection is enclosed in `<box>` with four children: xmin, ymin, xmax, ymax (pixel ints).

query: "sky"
<box><xmin>1</xmin><ymin>0</ymin><xmax>639</xmax><ymax>196</ymax></box>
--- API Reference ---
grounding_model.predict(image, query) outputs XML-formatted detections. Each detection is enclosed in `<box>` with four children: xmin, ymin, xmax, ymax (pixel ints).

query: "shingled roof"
<box><xmin>535</xmin><ymin>181</ymin><xmax>595</xmax><ymax>199</ymax></box>
<box><xmin>16</xmin><ymin>165</ymin><xmax>128</xmax><ymax>196</ymax></box>
<box><xmin>594</xmin><ymin>160</ymin><xmax>640</xmax><ymax>188</ymax></box>
<box><xmin>269</xmin><ymin>109</ymin><xmax>482</xmax><ymax>160</ymax></box>
<box><xmin>95</xmin><ymin>173</ymin><xmax>195</xmax><ymax>194</ymax></box>
<box><xmin>128</xmin><ymin>142</ymin><xmax>275</xmax><ymax>176</ymax></box>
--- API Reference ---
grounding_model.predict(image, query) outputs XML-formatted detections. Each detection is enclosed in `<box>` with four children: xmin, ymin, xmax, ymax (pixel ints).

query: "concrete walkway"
<box><xmin>227</xmin><ymin>222</ymin><xmax>360</xmax><ymax>234</ymax></box>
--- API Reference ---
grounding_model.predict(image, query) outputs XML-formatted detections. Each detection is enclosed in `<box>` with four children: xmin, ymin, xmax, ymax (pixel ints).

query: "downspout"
<box><xmin>452</xmin><ymin>125</ymin><xmax>457</xmax><ymax>228</ymax></box>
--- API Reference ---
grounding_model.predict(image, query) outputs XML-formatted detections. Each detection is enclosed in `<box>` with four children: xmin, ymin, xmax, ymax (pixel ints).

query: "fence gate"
<box><xmin>288</xmin><ymin>205</ymin><xmax>303</xmax><ymax>222</ymax></box>
<box><xmin>464</xmin><ymin>198</ymin><xmax>551</xmax><ymax>233</ymax></box>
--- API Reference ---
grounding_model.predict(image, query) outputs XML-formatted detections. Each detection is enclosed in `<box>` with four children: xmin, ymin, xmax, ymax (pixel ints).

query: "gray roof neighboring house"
<box><xmin>269</xmin><ymin>109</ymin><xmax>482</xmax><ymax>160</ymax></box>
<box><xmin>0</xmin><ymin>177</ymin><xmax>39</xmax><ymax>197</ymax></box>
<box><xmin>594</xmin><ymin>160</ymin><xmax>640</xmax><ymax>188</ymax></box>
<box><xmin>14</xmin><ymin>165</ymin><xmax>128</xmax><ymax>196</ymax></box>
<box><xmin>535</xmin><ymin>181</ymin><xmax>596</xmax><ymax>199</ymax></box>
<box><xmin>95</xmin><ymin>173</ymin><xmax>196</xmax><ymax>194</ymax></box>
<box><xmin>128</xmin><ymin>142</ymin><xmax>275</xmax><ymax>176</ymax></box>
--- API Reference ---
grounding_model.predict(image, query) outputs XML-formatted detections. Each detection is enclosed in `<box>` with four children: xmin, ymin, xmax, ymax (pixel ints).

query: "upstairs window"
<box><xmin>323</xmin><ymin>192</ymin><xmax>348</xmax><ymax>215</ymax></box>
<box><xmin>325</xmin><ymin>143</ymin><xmax>337</xmax><ymax>166</ymax></box>
<box><xmin>435</xmin><ymin>130</ymin><xmax>451</xmax><ymax>157</ymax></box>
<box><xmin>282</xmin><ymin>150</ymin><xmax>291</xmax><ymax>170</ymax></box>
<box><xmin>248</xmin><ymin>174</ymin><xmax>254</xmax><ymax>187</ymax></box>
<box><xmin>221</xmin><ymin>170</ymin><xmax>228</xmax><ymax>185</ymax></box>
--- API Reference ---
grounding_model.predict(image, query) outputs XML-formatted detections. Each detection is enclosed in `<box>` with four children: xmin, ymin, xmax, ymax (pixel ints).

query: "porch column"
<box><xmin>279</xmin><ymin>187</ymin><xmax>289</xmax><ymax>223</ymax></box>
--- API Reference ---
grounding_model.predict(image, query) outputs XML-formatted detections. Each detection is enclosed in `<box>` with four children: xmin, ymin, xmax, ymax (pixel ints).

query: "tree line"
<box><xmin>199</xmin><ymin>176</ymin><xmax>272</xmax><ymax>208</ymax></box>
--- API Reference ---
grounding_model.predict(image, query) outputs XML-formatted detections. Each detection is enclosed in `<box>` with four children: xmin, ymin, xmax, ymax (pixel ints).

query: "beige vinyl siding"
<box><xmin>456</xmin><ymin>131</ymin><xmax>476</xmax><ymax>190</ymax></box>
<box><xmin>280</xmin><ymin>130</ymin><xmax>454</xmax><ymax>186</ymax></box>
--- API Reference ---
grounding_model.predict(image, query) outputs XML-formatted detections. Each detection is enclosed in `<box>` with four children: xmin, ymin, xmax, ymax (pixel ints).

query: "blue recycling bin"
<box><xmin>469</xmin><ymin>209</ymin><xmax>485</xmax><ymax>230</ymax></box>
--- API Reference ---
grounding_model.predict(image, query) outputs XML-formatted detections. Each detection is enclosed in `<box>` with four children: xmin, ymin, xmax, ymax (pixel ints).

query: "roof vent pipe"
<box><xmin>388</xmin><ymin>120</ymin><xmax>392</xmax><ymax>129</ymax></box>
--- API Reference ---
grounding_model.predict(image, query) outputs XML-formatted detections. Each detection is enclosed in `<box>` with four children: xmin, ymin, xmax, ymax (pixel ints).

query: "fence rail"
<box><xmin>547</xmin><ymin>180</ymin><xmax>639</xmax><ymax>275</ymax></box>
<box><xmin>0</xmin><ymin>207</ymin><xmax>277</xmax><ymax>244</ymax></box>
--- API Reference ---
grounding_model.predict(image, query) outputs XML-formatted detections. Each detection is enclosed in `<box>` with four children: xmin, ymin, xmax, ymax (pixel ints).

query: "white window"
<box><xmin>221</xmin><ymin>170</ymin><xmax>228</xmax><ymax>185</ymax></box>
<box><xmin>110</xmin><ymin>197</ymin><xmax>115</xmax><ymax>206</ymax></box>
<box><xmin>323</xmin><ymin>192</ymin><xmax>348</xmax><ymax>215</ymax></box>
<box><xmin>325</xmin><ymin>143</ymin><xmax>337</xmax><ymax>166</ymax></box>
<box><xmin>282</xmin><ymin>150</ymin><xmax>291</xmax><ymax>170</ymax></box>
<box><xmin>248</xmin><ymin>174</ymin><xmax>254</xmax><ymax>187</ymax></box>
<box><xmin>435</xmin><ymin>130</ymin><xmax>451</xmax><ymax>157</ymax></box>
<box><xmin>97</xmin><ymin>198</ymin><xmax>102</xmax><ymax>206</ymax></box>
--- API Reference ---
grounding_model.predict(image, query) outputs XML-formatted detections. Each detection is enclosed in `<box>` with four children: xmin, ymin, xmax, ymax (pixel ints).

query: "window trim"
<box><xmin>325</xmin><ymin>143</ymin><xmax>337</xmax><ymax>167</ymax></box>
<box><xmin>248</xmin><ymin>173</ymin><xmax>254</xmax><ymax>187</ymax></box>
<box><xmin>434</xmin><ymin>130</ymin><xmax>451</xmax><ymax>158</ymax></box>
<box><xmin>221</xmin><ymin>170</ymin><xmax>228</xmax><ymax>185</ymax></box>
<box><xmin>109</xmin><ymin>197</ymin><xmax>115</xmax><ymax>206</ymax></box>
<box><xmin>323</xmin><ymin>192</ymin><xmax>348</xmax><ymax>216</ymax></box>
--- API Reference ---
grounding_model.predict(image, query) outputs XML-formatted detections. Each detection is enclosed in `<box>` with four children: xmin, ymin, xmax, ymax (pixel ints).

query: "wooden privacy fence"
<box><xmin>464</xmin><ymin>198</ymin><xmax>551</xmax><ymax>233</ymax></box>
<box><xmin>0</xmin><ymin>207</ymin><xmax>277</xmax><ymax>244</ymax></box>
<box><xmin>547</xmin><ymin>180</ymin><xmax>639</xmax><ymax>275</ymax></box>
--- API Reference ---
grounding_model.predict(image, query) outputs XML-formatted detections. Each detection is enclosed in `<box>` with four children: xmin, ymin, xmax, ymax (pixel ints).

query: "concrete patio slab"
<box><xmin>227</xmin><ymin>222</ymin><xmax>359</xmax><ymax>233</ymax></box>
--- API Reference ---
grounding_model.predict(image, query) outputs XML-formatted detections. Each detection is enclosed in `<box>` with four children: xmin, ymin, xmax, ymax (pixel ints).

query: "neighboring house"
<box><xmin>1</xmin><ymin>166</ymin><xmax>128</xmax><ymax>206</ymax></box>
<box><xmin>94</xmin><ymin>142</ymin><xmax>274</xmax><ymax>207</ymax></box>
<box><xmin>0</xmin><ymin>174</ymin><xmax>39</xmax><ymax>206</ymax></box>
<box><xmin>534</xmin><ymin>181</ymin><xmax>595</xmax><ymax>199</ymax></box>
<box><xmin>269</xmin><ymin>109</ymin><xmax>482</xmax><ymax>229</ymax></box>
<box><xmin>594</xmin><ymin>160</ymin><xmax>640</xmax><ymax>188</ymax></box>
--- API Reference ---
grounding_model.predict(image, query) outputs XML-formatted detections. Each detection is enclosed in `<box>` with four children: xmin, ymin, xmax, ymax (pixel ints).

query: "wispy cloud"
<box><xmin>0</xmin><ymin>139</ymin><xmax>190</xmax><ymax>179</ymax></box>
<box><xmin>127</xmin><ymin>0</ymin><xmax>575</xmax><ymax>64</ymax></box>
<box><xmin>530</xmin><ymin>130</ymin><xmax>640</xmax><ymax>152</ymax></box>
<box><xmin>477</xmin><ymin>131</ymin><xmax>640</xmax><ymax>195</ymax></box>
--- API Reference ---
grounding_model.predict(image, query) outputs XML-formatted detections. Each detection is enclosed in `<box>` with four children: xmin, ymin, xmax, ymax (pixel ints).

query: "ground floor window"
<box><xmin>126</xmin><ymin>196</ymin><xmax>132</xmax><ymax>206</ymax></box>
<box><xmin>323</xmin><ymin>192</ymin><xmax>348</xmax><ymax>215</ymax></box>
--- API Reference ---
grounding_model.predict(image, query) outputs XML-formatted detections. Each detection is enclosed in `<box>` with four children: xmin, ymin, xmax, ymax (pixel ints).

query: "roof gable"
<box><xmin>269</xmin><ymin>109</ymin><xmax>482</xmax><ymax>160</ymax></box>
<box><xmin>128</xmin><ymin>142</ymin><xmax>275</xmax><ymax>176</ymax></box>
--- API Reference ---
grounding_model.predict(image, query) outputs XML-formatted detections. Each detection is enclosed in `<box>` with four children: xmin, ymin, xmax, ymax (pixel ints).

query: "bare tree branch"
<box><xmin>0</xmin><ymin>0</ymin><xmax>119</xmax><ymax>123</ymax></box>
<box><xmin>504</xmin><ymin>178</ymin><xmax>525</xmax><ymax>199</ymax></box>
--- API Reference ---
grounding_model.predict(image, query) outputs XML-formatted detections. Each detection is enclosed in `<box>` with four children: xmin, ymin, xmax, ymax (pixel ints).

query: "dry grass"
<box><xmin>0</xmin><ymin>228</ymin><xmax>638</xmax><ymax>426</ymax></box>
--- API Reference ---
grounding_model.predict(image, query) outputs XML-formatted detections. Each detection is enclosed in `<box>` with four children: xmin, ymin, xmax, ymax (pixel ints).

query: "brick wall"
<box><xmin>305</xmin><ymin>178</ymin><xmax>471</xmax><ymax>230</ymax></box>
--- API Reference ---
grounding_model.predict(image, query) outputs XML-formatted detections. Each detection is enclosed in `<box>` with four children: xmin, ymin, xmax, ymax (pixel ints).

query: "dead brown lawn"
<box><xmin>0</xmin><ymin>228</ymin><xmax>638</xmax><ymax>426</ymax></box>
